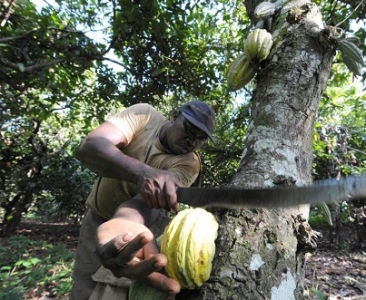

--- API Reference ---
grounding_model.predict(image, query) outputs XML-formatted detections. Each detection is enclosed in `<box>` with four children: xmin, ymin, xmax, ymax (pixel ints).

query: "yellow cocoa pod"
<box><xmin>160</xmin><ymin>208</ymin><xmax>218</xmax><ymax>290</ymax></box>
<box><xmin>226</xmin><ymin>53</ymin><xmax>258</xmax><ymax>91</ymax></box>
<box><xmin>244</xmin><ymin>28</ymin><xmax>273</xmax><ymax>62</ymax></box>
<box><xmin>128</xmin><ymin>279</ymin><xmax>170</xmax><ymax>300</ymax></box>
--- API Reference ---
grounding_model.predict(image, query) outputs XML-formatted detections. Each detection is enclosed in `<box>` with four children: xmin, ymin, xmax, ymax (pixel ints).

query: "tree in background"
<box><xmin>0</xmin><ymin>0</ymin><xmax>124</xmax><ymax>234</ymax></box>
<box><xmin>0</xmin><ymin>0</ymin><xmax>365</xmax><ymax>298</ymax></box>
<box><xmin>0</xmin><ymin>0</ymin><xmax>242</xmax><ymax>235</ymax></box>
<box><xmin>312</xmin><ymin>67</ymin><xmax>366</xmax><ymax>247</ymax></box>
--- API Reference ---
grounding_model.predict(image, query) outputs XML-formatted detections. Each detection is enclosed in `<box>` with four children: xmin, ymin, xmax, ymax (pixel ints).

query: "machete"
<box><xmin>176</xmin><ymin>175</ymin><xmax>366</xmax><ymax>209</ymax></box>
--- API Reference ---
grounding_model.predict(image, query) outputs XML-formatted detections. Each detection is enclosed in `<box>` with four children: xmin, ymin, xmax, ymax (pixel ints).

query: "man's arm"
<box><xmin>75</xmin><ymin>121</ymin><xmax>152</xmax><ymax>182</ymax></box>
<box><xmin>75</xmin><ymin>121</ymin><xmax>181</xmax><ymax>210</ymax></box>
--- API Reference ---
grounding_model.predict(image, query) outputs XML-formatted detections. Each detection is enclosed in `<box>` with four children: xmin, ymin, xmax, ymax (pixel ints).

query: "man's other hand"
<box><xmin>96</xmin><ymin>218</ymin><xmax>180</xmax><ymax>294</ymax></box>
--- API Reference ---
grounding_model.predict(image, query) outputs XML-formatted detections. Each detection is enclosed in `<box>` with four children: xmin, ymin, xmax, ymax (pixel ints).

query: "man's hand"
<box><xmin>96</xmin><ymin>218</ymin><xmax>180</xmax><ymax>294</ymax></box>
<box><xmin>137</xmin><ymin>169</ymin><xmax>181</xmax><ymax>212</ymax></box>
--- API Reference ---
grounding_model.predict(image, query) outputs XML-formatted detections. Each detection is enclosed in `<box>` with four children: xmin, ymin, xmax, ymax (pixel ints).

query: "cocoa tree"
<box><xmin>177</xmin><ymin>0</ymin><xmax>362</xmax><ymax>299</ymax></box>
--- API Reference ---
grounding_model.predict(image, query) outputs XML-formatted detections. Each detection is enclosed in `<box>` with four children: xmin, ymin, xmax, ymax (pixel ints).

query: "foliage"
<box><xmin>313</xmin><ymin>61</ymin><xmax>366</xmax><ymax>178</ymax></box>
<box><xmin>309</xmin><ymin>288</ymin><xmax>327</xmax><ymax>300</ymax></box>
<box><xmin>0</xmin><ymin>0</ymin><xmax>251</xmax><ymax>234</ymax></box>
<box><xmin>316</xmin><ymin>0</ymin><xmax>366</xmax><ymax>82</ymax></box>
<box><xmin>0</xmin><ymin>0</ymin><xmax>365</xmax><ymax>299</ymax></box>
<box><xmin>308</xmin><ymin>209</ymin><xmax>331</xmax><ymax>228</ymax></box>
<box><xmin>0</xmin><ymin>235</ymin><xmax>74</xmax><ymax>299</ymax></box>
<box><xmin>311</xmin><ymin>58</ymin><xmax>366</xmax><ymax>244</ymax></box>
<box><xmin>0</xmin><ymin>0</ymin><xmax>115</xmax><ymax>235</ymax></box>
<box><xmin>108</xmin><ymin>0</ymin><xmax>250</xmax><ymax>104</ymax></box>
<box><xmin>201</xmin><ymin>99</ymin><xmax>250</xmax><ymax>186</ymax></box>
<box><xmin>313</xmin><ymin>58</ymin><xmax>366</xmax><ymax>179</ymax></box>
<box><xmin>1</xmin><ymin>0</ymin><xmax>365</xmax><ymax>236</ymax></box>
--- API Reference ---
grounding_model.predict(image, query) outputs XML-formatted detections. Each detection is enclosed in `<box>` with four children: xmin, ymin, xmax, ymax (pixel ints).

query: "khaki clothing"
<box><xmin>86</xmin><ymin>103</ymin><xmax>201</xmax><ymax>220</ymax></box>
<box><xmin>69</xmin><ymin>209</ymin><xmax>105</xmax><ymax>300</ymax></box>
<box><xmin>70</xmin><ymin>103</ymin><xmax>201</xmax><ymax>300</ymax></box>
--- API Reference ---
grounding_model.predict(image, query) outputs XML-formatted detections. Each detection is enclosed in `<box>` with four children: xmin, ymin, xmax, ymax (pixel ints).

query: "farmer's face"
<box><xmin>164</xmin><ymin>113</ymin><xmax>207</xmax><ymax>154</ymax></box>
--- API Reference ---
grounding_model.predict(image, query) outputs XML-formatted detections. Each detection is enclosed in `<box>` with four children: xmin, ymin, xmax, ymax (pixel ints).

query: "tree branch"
<box><xmin>102</xmin><ymin>56</ymin><xmax>130</xmax><ymax>71</ymax></box>
<box><xmin>0</xmin><ymin>58</ymin><xmax>65</xmax><ymax>72</ymax></box>
<box><xmin>335</xmin><ymin>0</ymin><xmax>364</xmax><ymax>27</ymax></box>
<box><xmin>1</xmin><ymin>0</ymin><xmax>16</xmax><ymax>27</ymax></box>
<box><xmin>346</xmin><ymin>145</ymin><xmax>366</xmax><ymax>156</ymax></box>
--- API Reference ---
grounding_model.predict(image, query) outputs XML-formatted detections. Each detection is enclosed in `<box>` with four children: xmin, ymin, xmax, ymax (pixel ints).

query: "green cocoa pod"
<box><xmin>128</xmin><ymin>279</ymin><xmax>170</xmax><ymax>300</ymax></box>
<box><xmin>342</xmin><ymin>54</ymin><xmax>363</xmax><ymax>76</ymax></box>
<box><xmin>226</xmin><ymin>53</ymin><xmax>258</xmax><ymax>91</ymax></box>
<box><xmin>254</xmin><ymin>1</ymin><xmax>276</xmax><ymax>19</ymax></box>
<box><xmin>244</xmin><ymin>29</ymin><xmax>273</xmax><ymax>62</ymax></box>
<box><xmin>343</xmin><ymin>36</ymin><xmax>361</xmax><ymax>46</ymax></box>
<box><xmin>338</xmin><ymin>39</ymin><xmax>364</xmax><ymax>66</ymax></box>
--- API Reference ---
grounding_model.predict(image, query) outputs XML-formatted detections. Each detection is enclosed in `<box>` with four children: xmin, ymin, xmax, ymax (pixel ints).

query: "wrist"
<box><xmin>135</xmin><ymin>164</ymin><xmax>154</xmax><ymax>185</ymax></box>
<box><xmin>114</xmin><ymin>207</ymin><xmax>145</xmax><ymax>224</ymax></box>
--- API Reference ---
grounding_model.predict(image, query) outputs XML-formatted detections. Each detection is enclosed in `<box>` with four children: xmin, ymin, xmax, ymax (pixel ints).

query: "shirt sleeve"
<box><xmin>107</xmin><ymin>103</ymin><xmax>154</xmax><ymax>145</ymax></box>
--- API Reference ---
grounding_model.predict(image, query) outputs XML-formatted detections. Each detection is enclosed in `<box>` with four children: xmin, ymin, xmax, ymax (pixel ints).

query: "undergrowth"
<box><xmin>0</xmin><ymin>235</ymin><xmax>74</xmax><ymax>300</ymax></box>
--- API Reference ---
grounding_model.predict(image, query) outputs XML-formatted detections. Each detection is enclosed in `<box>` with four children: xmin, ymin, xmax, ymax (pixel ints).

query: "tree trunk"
<box><xmin>1</xmin><ymin>191</ymin><xmax>32</xmax><ymax>237</ymax></box>
<box><xmin>177</xmin><ymin>0</ymin><xmax>338</xmax><ymax>299</ymax></box>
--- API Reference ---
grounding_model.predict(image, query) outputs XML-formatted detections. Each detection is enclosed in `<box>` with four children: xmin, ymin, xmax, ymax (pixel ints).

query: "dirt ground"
<box><xmin>303</xmin><ymin>226</ymin><xmax>366</xmax><ymax>300</ymax></box>
<box><xmin>13</xmin><ymin>220</ymin><xmax>366</xmax><ymax>300</ymax></box>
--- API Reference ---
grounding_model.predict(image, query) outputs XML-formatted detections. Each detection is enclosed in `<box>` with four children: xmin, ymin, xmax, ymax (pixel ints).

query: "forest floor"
<box><xmin>303</xmin><ymin>226</ymin><xmax>366</xmax><ymax>300</ymax></box>
<box><xmin>11</xmin><ymin>220</ymin><xmax>366</xmax><ymax>300</ymax></box>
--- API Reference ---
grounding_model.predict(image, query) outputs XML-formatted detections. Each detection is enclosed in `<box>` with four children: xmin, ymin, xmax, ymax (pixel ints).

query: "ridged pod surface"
<box><xmin>342</xmin><ymin>54</ymin><xmax>363</xmax><ymax>76</ymax></box>
<box><xmin>244</xmin><ymin>28</ymin><xmax>273</xmax><ymax>62</ymax></box>
<box><xmin>338</xmin><ymin>39</ymin><xmax>365</xmax><ymax>66</ymax></box>
<box><xmin>226</xmin><ymin>53</ymin><xmax>258</xmax><ymax>91</ymax></box>
<box><xmin>254</xmin><ymin>1</ymin><xmax>276</xmax><ymax>19</ymax></box>
<box><xmin>343</xmin><ymin>36</ymin><xmax>361</xmax><ymax>46</ymax></box>
<box><xmin>160</xmin><ymin>208</ymin><xmax>219</xmax><ymax>289</ymax></box>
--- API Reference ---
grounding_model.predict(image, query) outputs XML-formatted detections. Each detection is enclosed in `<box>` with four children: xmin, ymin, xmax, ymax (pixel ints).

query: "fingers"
<box><xmin>139</xmin><ymin>183</ymin><xmax>164</xmax><ymax>209</ymax></box>
<box><xmin>112</xmin><ymin>252</ymin><xmax>167</xmax><ymax>279</ymax></box>
<box><xmin>138</xmin><ymin>170</ymin><xmax>182</xmax><ymax>211</ymax></box>
<box><xmin>101</xmin><ymin>241</ymin><xmax>181</xmax><ymax>294</ymax></box>
<box><xmin>115</xmin><ymin>253</ymin><xmax>181</xmax><ymax>294</ymax></box>
<box><xmin>114</xmin><ymin>232</ymin><xmax>153</xmax><ymax>266</ymax></box>
<box><xmin>95</xmin><ymin>215</ymin><xmax>180</xmax><ymax>293</ymax></box>
<box><xmin>145</xmin><ymin>271</ymin><xmax>181</xmax><ymax>294</ymax></box>
<box><xmin>144</xmin><ymin>180</ymin><xmax>180</xmax><ymax>211</ymax></box>
<box><xmin>99</xmin><ymin>231</ymin><xmax>153</xmax><ymax>261</ymax></box>
<box><xmin>159</xmin><ymin>177</ymin><xmax>181</xmax><ymax>211</ymax></box>
<box><xmin>100</xmin><ymin>234</ymin><xmax>173</xmax><ymax>283</ymax></box>
<box><xmin>142</xmin><ymin>237</ymin><xmax>159</xmax><ymax>258</ymax></box>
<box><xmin>98</xmin><ymin>231</ymin><xmax>134</xmax><ymax>259</ymax></box>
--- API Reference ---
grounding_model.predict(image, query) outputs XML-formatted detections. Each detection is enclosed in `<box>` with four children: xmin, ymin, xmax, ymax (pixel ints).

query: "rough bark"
<box><xmin>177</xmin><ymin>0</ymin><xmax>338</xmax><ymax>299</ymax></box>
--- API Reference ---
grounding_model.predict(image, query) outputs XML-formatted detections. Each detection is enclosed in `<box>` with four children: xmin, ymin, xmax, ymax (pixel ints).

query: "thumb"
<box><xmin>98</xmin><ymin>231</ymin><xmax>134</xmax><ymax>259</ymax></box>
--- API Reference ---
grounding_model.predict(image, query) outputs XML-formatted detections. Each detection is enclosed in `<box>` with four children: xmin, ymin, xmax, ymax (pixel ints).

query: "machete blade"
<box><xmin>176</xmin><ymin>175</ymin><xmax>366</xmax><ymax>209</ymax></box>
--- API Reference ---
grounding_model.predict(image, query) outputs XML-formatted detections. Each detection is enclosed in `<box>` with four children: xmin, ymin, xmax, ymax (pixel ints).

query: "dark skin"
<box><xmin>75</xmin><ymin>111</ymin><xmax>208</xmax><ymax>294</ymax></box>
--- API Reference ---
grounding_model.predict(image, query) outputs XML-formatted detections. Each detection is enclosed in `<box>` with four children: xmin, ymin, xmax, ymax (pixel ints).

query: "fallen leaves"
<box><xmin>305</xmin><ymin>229</ymin><xmax>366</xmax><ymax>300</ymax></box>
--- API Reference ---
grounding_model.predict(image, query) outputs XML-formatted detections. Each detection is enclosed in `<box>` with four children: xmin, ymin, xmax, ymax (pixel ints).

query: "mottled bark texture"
<box><xmin>177</xmin><ymin>0</ymin><xmax>338</xmax><ymax>299</ymax></box>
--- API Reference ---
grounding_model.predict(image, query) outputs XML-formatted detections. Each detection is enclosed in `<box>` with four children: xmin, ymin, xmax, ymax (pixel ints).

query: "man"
<box><xmin>69</xmin><ymin>100</ymin><xmax>216</xmax><ymax>300</ymax></box>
